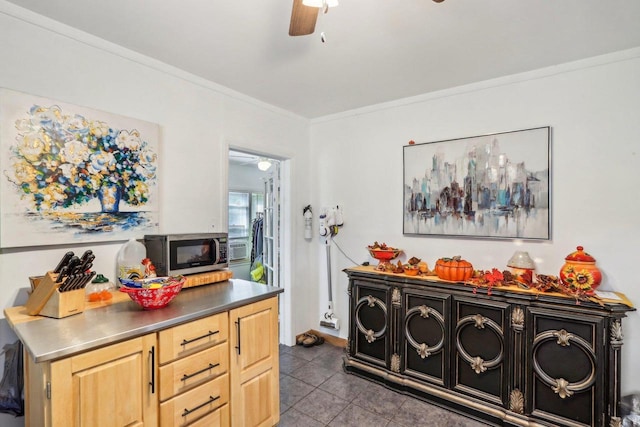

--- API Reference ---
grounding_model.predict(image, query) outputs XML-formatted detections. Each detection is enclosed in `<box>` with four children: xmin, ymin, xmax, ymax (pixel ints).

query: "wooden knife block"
<box><xmin>25</xmin><ymin>271</ymin><xmax>86</xmax><ymax>318</ymax></box>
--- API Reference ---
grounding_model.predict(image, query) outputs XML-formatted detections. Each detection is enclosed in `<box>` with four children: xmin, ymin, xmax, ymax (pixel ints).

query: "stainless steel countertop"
<box><xmin>13</xmin><ymin>279</ymin><xmax>283</xmax><ymax>363</ymax></box>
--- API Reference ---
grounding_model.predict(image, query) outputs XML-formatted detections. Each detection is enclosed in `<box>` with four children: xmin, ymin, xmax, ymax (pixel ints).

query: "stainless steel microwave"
<box><xmin>143</xmin><ymin>233</ymin><xmax>228</xmax><ymax>276</ymax></box>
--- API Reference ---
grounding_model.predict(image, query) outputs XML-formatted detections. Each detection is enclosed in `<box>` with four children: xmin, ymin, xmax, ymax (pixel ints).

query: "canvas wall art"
<box><xmin>0</xmin><ymin>88</ymin><xmax>160</xmax><ymax>248</ymax></box>
<box><xmin>403</xmin><ymin>127</ymin><xmax>550</xmax><ymax>240</ymax></box>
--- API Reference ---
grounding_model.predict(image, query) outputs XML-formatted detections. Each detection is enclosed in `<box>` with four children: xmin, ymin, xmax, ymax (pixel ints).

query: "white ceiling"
<box><xmin>6</xmin><ymin>0</ymin><xmax>640</xmax><ymax>119</ymax></box>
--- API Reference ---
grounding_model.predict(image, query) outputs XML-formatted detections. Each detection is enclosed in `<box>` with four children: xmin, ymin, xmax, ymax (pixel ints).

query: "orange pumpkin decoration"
<box><xmin>435</xmin><ymin>256</ymin><xmax>473</xmax><ymax>282</ymax></box>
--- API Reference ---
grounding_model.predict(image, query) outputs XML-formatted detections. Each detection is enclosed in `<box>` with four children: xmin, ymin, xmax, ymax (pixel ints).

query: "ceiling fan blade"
<box><xmin>289</xmin><ymin>0</ymin><xmax>319</xmax><ymax>36</ymax></box>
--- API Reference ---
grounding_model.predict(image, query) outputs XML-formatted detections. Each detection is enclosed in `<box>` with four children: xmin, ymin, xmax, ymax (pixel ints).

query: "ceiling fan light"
<box><xmin>302</xmin><ymin>0</ymin><xmax>338</xmax><ymax>8</ymax></box>
<box><xmin>257</xmin><ymin>159</ymin><xmax>272</xmax><ymax>171</ymax></box>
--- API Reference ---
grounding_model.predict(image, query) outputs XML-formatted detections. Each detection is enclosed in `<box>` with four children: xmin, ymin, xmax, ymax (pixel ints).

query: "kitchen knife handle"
<box><xmin>53</xmin><ymin>251</ymin><xmax>74</xmax><ymax>274</ymax></box>
<box><xmin>80</xmin><ymin>249</ymin><xmax>93</xmax><ymax>263</ymax></box>
<box><xmin>79</xmin><ymin>254</ymin><xmax>95</xmax><ymax>272</ymax></box>
<box><xmin>56</xmin><ymin>266</ymin><xmax>69</xmax><ymax>283</ymax></box>
<box><xmin>59</xmin><ymin>274</ymin><xmax>75</xmax><ymax>292</ymax></box>
<box><xmin>66</xmin><ymin>256</ymin><xmax>81</xmax><ymax>274</ymax></box>
<box><xmin>77</xmin><ymin>271</ymin><xmax>96</xmax><ymax>290</ymax></box>
<box><xmin>87</xmin><ymin>270</ymin><xmax>96</xmax><ymax>286</ymax></box>
<box><xmin>149</xmin><ymin>346</ymin><xmax>155</xmax><ymax>394</ymax></box>
<box><xmin>68</xmin><ymin>274</ymin><xmax>81</xmax><ymax>292</ymax></box>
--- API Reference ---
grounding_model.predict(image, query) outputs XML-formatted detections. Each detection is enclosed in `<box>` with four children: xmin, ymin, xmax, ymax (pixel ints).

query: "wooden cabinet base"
<box><xmin>18</xmin><ymin>295</ymin><xmax>281</xmax><ymax>427</ymax></box>
<box><xmin>230</xmin><ymin>297</ymin><xmax>280</xmax><ymax>427</ymax></box>
<box><xmin>25</xmin><ymin>334</ymin><xmax>158</xmax><ymax>427</ymax></box>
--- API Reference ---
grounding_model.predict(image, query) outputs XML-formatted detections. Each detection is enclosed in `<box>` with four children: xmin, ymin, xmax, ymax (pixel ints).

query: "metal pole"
<box><xmin>326</xmin><ymin>241</ymin><xmax>332</xmax><ymax>304</ymax></box>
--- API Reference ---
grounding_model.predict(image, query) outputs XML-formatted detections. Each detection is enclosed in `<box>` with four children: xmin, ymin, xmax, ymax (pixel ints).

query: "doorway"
<box><xmin>228</xmin><ymin>149</ymin><xmax>289</xmax><ymax>344</ymax></box>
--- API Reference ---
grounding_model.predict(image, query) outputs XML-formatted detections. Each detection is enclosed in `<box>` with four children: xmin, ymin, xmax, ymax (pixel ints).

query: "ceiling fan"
<box><xmin>289</xmin><ymin>0</ymin><xmax>445</xmax><ymax>37</ymax></box>
<box><xmin>288</xmin><ymin>0</ymin><xmax>323</xmax><ymax>37</ymax></box>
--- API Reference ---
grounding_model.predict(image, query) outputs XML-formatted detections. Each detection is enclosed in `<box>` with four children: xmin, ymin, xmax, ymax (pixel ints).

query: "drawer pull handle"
<box><xmin>235</xmin><ymin>320</ymin><xmax>241</xmax><ymax>355</ymax></box>
<box><xmin>149</xmin><ymin>346</ymin><xmax>155</xmax><ymax>394</ymax></box>
<box><xmin>182</xmin><ymin>395</ymin><xmax>220</xmax><ymax>417</ymax></box>
<box><xmin>181</xmin><ymin>363</ymin><xmax>220</xmax><ymax>381</ymax></box>
<box><xmin>181</xmin><ymin>330</ymin><xmax>220</xmax><ymax>346</ymax></box>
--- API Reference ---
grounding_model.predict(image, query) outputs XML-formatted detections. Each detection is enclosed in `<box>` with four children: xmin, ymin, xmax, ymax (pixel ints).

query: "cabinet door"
<box><xmin>402</xmin><ymin>288</ymin><xmax>450</xmax><ymax>387</ymax></box>
<box><xmin>452</xmin><ymin>296</ymin><xmax>509</xmax><ymax>407</ymax></box>
<box><xmin>229</xmin><ymin>297</ymin><xmax>279</xmax><ymax>427</ymax></box>
<box><xmin>350</xmin><ymin>279</ymin><xmax>390</xmax><ymax>368</ymax></box>
<box><xmin>527</xmin><ymin>307</ymin><xmax>604</xmax><ymax>427</ymax></box>
<box><xmin>49</xmin><ymin>334</ymin><xmax>157</xmax><ymax>427</ymax></box>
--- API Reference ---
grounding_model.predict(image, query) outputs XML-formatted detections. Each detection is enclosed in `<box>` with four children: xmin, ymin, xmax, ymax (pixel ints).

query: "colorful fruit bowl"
<box><xmin>120</xmin><ymin>276</ymin><xmax>186</xmax><ymax>309</ymax></box>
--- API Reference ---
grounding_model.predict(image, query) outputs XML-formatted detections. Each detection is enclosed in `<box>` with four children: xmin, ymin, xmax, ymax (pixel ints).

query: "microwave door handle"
<box><xmin>214</xmin><ymin>241</ymin><xmax>220</xmax><ymax>264</ymax></box>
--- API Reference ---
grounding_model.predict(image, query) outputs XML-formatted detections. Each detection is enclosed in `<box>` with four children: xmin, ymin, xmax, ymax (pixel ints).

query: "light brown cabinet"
<box><xmin>229</xmin><ymin>297</ymin><xmax>280</xmax><ymax>427</ymax></box>
<box><xmin>18</xmin><ymin>294</ymin><xmax>281</xmax><ymax>427</ymax></box>
<box><xmin>158</xmin><ymin>312</ymin><xmax>230</xmax><ymax>426</ymax></box>
<box><xmin>25</xmin><ymin>333</ymin><xmax>158</xmax><ymax>427</ymax></box>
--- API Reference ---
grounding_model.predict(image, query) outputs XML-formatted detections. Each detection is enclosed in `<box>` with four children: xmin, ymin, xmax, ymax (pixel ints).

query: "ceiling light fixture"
<box><xmin>257</xmin><ymin>158</ymin><xmax>272</xmax><ymax>171</ymax></box>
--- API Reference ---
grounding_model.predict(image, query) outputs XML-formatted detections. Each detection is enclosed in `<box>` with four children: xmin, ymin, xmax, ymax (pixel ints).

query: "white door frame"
<box><xmin>225</xmin><ymin>145</ymin><xmax>292</xmax><ymax>346</ymax></box>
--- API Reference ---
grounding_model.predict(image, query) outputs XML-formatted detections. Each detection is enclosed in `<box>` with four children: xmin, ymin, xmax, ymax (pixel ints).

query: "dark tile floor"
<box><xmin>278</xmin><ymin>343</ymin><xmax>490</xmax><ymax>427</ymax></box>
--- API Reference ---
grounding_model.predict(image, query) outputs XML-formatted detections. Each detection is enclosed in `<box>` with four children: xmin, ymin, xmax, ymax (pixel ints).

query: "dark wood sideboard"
<box><xmin>343</xmin><ymin>266</ymin><xmax>635</xmax><ymax>427</ymax></box>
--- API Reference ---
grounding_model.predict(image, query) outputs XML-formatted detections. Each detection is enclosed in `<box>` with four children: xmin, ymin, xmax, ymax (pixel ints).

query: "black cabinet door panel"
<box><xmin>528</xmin><ymin>307</ymin><xmax>603</xmax><ymax>427</ymax></box>
<box><xmin>403</xmin><ymin>290</ymin><xmax>449</xmax><ymax>386</ymax></box>
<box><xmin>452</xmin><ymin>297</ymin><xmax>509</xmax><ymax>406</ymax></box>
<box><xmin>352</xmin><ymin>280</ymin><xmax>389</xmax><ymax>367</ymax></box>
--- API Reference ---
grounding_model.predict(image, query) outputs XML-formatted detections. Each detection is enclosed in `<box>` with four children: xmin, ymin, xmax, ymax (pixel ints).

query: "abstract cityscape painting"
<box><xmin>403</xmin><ymin>127</ymin><xmax>550</xmax><ymax>240</ymax></box>
<box><xmin>0</xmin><ymin>88</ymin><xmax>160</xmax><ymax>248</ymax></box>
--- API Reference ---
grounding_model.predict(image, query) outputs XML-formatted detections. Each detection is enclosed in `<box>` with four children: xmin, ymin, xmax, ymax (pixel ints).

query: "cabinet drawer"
<box><xmin>187</xmin><ymin>403</ymin><xmax>229</xmax><ymax>427</ymax></box>
<box><xmin>160</xmin><ymin>373</ymin><xmax>229</xmax><ymax>427</ymax></box>
<box><xmin>159</xmin><ymin>343</ymin><xmax>229</xmax><ymax>401</ymax></box>
<box><xmin>159</xmin><ymin>312</ymin><xmax>228</xmax><ymax>364</ymax></box>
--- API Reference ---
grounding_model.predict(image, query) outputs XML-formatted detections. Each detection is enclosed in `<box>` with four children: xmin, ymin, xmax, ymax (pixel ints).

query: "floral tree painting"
<box><xmin>0</xmin><ymin>89</ymin><xmax>159</xmax><ymax>248</ymax></box>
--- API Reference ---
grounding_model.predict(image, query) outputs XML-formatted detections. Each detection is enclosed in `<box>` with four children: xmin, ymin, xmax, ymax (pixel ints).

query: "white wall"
<box><xmin>309</xmin><ymin>49</ymin><xmax>640</xmax><ymax>395</ymax></box>
<box><xmin>0</xmin><ymin>4</ymin><xmax>311</xmax><ymax>424</ymax></box>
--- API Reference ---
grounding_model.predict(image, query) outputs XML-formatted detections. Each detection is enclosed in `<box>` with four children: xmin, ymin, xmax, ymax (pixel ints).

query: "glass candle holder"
<box><xmin>507</xmin><ymin>251</ymin><xmax>535</xmax><ymax>284</ymax></box>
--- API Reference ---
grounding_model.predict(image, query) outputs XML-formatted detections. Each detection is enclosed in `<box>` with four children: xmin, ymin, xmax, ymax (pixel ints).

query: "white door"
<box><xmin>262</xmin><ymin>166</ymin><xmax>279</xmax><ymax>287</ymax></box>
